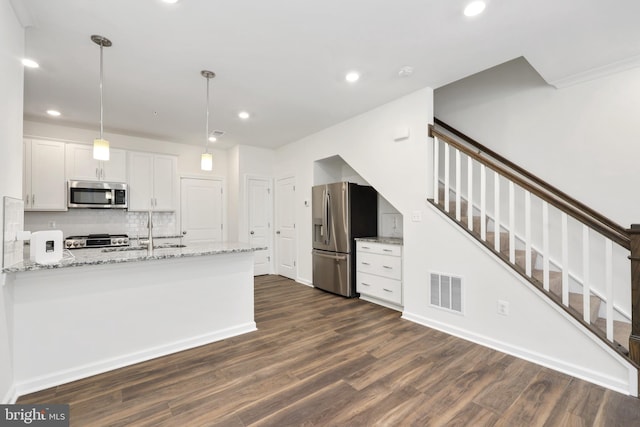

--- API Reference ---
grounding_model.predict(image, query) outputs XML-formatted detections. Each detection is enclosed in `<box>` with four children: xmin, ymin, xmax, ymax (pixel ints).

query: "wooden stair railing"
<box><xmin>630</xmin><ymin>225</ymin><xmax>640</xmax><ymax>365</ymax></box>
<box><xmin>428</xmin><ymin>120</ymin><xmax>640</xmax><ymax>377</ymax></box>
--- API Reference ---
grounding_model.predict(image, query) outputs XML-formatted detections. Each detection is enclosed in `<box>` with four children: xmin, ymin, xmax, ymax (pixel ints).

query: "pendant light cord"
<box><xmin>99</xmin><ymin>42</ymin><xmax>104</xmax><ymax>140</ymax></box>
<box><xmin>205</xmin><ymin>75</ymin><xmax>210</xmax><ymax>154</ymax></box>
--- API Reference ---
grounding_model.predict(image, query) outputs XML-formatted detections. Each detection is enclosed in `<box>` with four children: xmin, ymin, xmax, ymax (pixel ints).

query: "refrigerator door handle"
<box><xmin>321</xmin><ymin>189</ymin><xmax>326</xmax><ymax>238</ymax></box>
<box><xmin>326</xmin><ymin>191</ymin><xmax>331</xmax><ymax>245</ymax></box>
<box><xmin>314</xmin><ymin>251</ymin><xmax>347</xmax><ymax>261</ymax></box>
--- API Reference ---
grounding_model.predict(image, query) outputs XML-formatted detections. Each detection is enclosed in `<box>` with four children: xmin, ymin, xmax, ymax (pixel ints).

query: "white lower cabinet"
<box><xmin>356</xmin><ymin>240</ymin><xmax>403</xmax><ymax>310</ymax></box>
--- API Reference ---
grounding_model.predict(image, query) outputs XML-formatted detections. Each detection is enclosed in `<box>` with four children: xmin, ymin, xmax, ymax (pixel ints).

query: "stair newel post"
<box><xmin>629</xmin><ymin>224</ymin><xmax>640</xmax><ymax>366</ymax></box>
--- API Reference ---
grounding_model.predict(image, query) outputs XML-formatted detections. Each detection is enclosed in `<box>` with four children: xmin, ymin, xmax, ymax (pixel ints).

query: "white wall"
<box><xmin>0</xmin><ymin>0</ymin><xmax>24</xmax><ymax>403</ymax></box>
<box><xmin>277</xmin><ymin>84</ymin><xmax>636</xmax><ymax>395</ymax></box>
<box><xmin>276</xmin><ymin>88</ymin><xmax>433</xmax><ymax>287</ymax></box>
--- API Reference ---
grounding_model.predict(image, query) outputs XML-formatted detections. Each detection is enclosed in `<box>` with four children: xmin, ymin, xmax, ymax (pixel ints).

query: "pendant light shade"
<box><xmin>201</xmin><ymin>153</ymin><xmax>213</xmax><ymax>171</ymax></box>
<box><xmin>200</xmin><ymin>70</ymin><xmax>215</xmax><ymax>171</ymax></box>
<box><xmin>92</xmin><ymin>35</ymin><xmax>111</xmax><ymax>161</ymax></box>
<box><xmin>93</xmin><ymin>138</ymin><xmax>110</xmax><ymax>161</ymax></box>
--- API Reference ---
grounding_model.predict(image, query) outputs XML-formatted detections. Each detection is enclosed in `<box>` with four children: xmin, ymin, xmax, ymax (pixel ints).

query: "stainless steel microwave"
<box><xmin>68</xmin><ymin>180</ymin><xmax>128</xmax><ymax>209</ymax></box>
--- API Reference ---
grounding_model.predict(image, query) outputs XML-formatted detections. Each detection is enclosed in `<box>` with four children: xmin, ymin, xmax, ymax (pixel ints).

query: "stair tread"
<box><xmin>593</xmin><ymin>318</ymin><xmax>632</xmax><ymax>351</ymax></box>
<box><xmin>433</xmin><ymin>189</ymin><xmax>632</xmax><ymax>359</ymax></box>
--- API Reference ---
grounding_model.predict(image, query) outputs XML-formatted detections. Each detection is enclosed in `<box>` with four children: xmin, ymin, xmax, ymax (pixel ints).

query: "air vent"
<box><xmin>211</xmin><ymin>130</ymin><xmax>225</xmax><ymax>137</ymax></box>
<box><xmin>430</xmin><ymin>273</ymin><xmax>463</xmax><ymax>314</ymax></box>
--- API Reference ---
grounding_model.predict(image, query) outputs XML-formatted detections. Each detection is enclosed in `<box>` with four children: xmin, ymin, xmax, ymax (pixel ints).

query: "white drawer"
<box><xmin>356</xmin><ymin>241</ymin><xmax>402</xmax><ymax>257</ymax></box>
<box><xmin>357</xmin><ymin>272</ymin><xmax>402</xmax><ymax>305</ymax></box>
<box><xmin>357</xmin><ymin>252</ymin><xmax>402</xmax><ymax>280</ymax></box>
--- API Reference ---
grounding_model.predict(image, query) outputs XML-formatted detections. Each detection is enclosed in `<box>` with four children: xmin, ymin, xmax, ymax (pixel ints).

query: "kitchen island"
<box><xmin>3</xmin><ymin>242</ymin><xmax>262</xmax><ymax>398</ymax></box>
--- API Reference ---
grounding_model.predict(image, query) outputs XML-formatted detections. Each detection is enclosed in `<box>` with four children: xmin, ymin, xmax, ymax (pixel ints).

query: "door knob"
<box><xmin>182</xmin><ymin>231</ymin><xmax>187</xmax><ymax>235</ymax></box>
<box><xmin>250</xmin><ymin>231</ymin><xmax>255</xmax><ymax>235</ymax></box>
<box><xmin>276</xmin><ymin>231</ymin><xmax>281</xmax><ymax>234</ymax></box>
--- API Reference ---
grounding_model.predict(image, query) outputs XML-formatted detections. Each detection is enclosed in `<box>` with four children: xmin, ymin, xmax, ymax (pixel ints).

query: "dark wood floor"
<box><xmin>18</xmin><ymin>275</ymin><xmax>640</xmax><ymax>426</ymax></box>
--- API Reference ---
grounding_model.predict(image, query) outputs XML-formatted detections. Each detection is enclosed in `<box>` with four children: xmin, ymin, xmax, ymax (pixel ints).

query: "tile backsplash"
<box><xmin>3</xmin><ymin>196</ymin><xmax>25</xmax><ymax>268</ymax></box>
<box><xmin>25</xmin><ymin>210</ymin><xmax>177</xmax><ymax>238</ymax></box>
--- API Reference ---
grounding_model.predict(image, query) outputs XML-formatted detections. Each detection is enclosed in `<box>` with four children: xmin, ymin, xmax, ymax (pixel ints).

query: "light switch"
<box><xmin>411</xmin><ymin>211</ymin><xmax>422</xmax><ymax>222</ymax></box>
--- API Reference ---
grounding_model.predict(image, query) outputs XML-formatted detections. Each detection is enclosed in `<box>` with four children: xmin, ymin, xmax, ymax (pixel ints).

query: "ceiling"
<box><xmin>17</xmin><ymin>0</ymin><xmax>640</xmax><ymax>149</ymax></box>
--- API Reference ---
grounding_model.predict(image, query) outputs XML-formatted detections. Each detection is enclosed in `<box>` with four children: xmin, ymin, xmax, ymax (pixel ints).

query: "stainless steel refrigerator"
<box><xmin>312</xmin><ymin>182</ymin><xmax>377</xmax><ymax>297</ymax></box>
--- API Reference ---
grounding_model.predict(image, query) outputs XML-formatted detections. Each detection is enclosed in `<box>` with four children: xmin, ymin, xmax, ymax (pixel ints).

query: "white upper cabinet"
<box><xmin>66</xmin><ymin>143</ymin><xmax>127</xmax><ymax>182</ymax></box>
<box><xmin>127</xmin><ymin>151</ymin><xmax>177</xmax><ymax>211</ymax></box>
<box><xmin>24</xmin><ymin>139</ymin><xmax>67</xmax><ymax>211</ymax></box>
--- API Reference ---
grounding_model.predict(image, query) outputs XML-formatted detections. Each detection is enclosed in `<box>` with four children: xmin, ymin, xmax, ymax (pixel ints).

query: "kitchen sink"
<box><xmin>102</xmin><ymin>243</ymin><xmax>186</xmax><ymax>253</ymax></box>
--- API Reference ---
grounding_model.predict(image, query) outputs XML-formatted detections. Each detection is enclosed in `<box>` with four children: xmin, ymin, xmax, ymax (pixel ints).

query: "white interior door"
<box><xmin>248</xmin><ymin>177</ymin><xmax>272</xmax><ymax>276</ymax></box>
<box><xmin>276</xmin><ymin>176</ymin><xmax>297</xmax><ymax>280</ymax></box>
<box><xmin>181</xmin><ymin>177</ymin><xmax>223</xmax><ymax>244</ymax></box>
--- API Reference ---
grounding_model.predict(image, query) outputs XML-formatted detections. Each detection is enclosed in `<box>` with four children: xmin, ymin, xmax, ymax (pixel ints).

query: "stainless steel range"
<box><xmin>65</xmin><ymin>234</ymin><xmax>129</xmax><ymax>249</ymax></box>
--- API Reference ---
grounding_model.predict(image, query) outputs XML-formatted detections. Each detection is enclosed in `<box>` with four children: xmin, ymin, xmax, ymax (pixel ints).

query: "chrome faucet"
<box><xmin>147</xmin><ymin>209</ymin><xmax>154</xmax><ymax>256</ymax></box>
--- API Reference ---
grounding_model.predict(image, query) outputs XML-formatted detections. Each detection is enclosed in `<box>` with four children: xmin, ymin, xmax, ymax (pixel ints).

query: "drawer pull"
<box><xmin>383</xmin><ymin>288</ymin><xmax>393</xmax><ymax>292</ymax></box>
<box><xmin>362</xmin><ymin>246</ymin><xmax>371</xmax><ymax>249</ymax></box>
<box><xmin>383</xmin><ymin>265</ymin><xmax>393</xmax><ymax>269</ymax></box>
<box><xmin>383</xmin><ymin>249</ymin><xmax>393</xmax><ymax>252</ymax></box>
<box><xmin>361</xmin><ymin>262</ymin><xmax>371</xmax><ymax>266</ymax></box>
<box><xmin>361</xmin><ymin>282</ymin><xmax>371</xmax><ymax>287</ymax></box>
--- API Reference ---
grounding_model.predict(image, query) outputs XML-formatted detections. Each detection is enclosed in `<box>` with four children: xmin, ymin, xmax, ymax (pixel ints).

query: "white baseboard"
<box><xmin>359</xmin><ymin>295</ymin><xmax>403</xmax><ymax>312</ymax></box>
<box><xmin>401</xmin><ymin>311</ymin><xmax>634</xmax><ymax>396</ymax></box>
<box><xmin>2</xmin><ymin>384</ymin><xmax>17</xmax><ymax>404</ymax></box>
<box><xmin>296</xmin><ymin>278</ymin><xmax>313</xmax><ymax>287</ymax></box>
<box><xmin>13</xmin><ymin>322</ymin><xmax>257</xmax><ymax>399</ymax></box>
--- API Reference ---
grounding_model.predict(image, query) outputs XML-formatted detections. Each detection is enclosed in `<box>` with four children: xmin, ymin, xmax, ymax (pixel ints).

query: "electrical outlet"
<box><xmin>497</xmin><ymin>300</ymin><xmax>509</xmax><ymax>316</ymax></box>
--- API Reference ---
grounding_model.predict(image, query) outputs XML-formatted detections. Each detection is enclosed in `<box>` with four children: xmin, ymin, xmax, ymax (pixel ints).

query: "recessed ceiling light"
<box><xmin>398</xmin><ymin>66</ymin><xmax>414</xmax><ymax>77</ymax></box>
<box><xmin>22</xmin><ymin>58</ymin><xmax>39</xmax><ymax>68</ymax></box>
<box><xmin>162</xmin><ymin>0</ymin><xmax>179</xmax><ymax>4</ymax></box>
<box><xmin>46</xmin><ymin>110</ymin><xmax>61</xmax><ymax>117</ymax></box>
<box><xmin>208</xmin><ymin>135</ymin><xmax>217</xmax><ymax>142</ymax></box>
<box><xmin>345</xmin><ymin>71</ymin><xmax>360</xmax><ymax>83</ymax></box>
<box><xmin>464</xmin><ymin>1</ymin><xmax>486</xmax><ymax>17</ymax></box>
<box><xmin>238</xmin><ymin>111</ymin><xmax>250</xmax><ymax>120</ymax></box>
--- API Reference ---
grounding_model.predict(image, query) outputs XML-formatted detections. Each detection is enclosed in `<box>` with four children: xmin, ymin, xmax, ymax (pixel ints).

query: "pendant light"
<box><xmin>91</xmin><ymin>35</ymin><xmax>112</xmax><ymax>161</ymax></box>
<box><xmin>200</xmin><ymin>70</ymin><xmax>215</xmax><ymax>171</ymax></box>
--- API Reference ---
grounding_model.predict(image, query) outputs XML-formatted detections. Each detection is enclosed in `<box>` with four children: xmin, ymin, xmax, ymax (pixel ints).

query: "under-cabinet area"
<box><xmin>355</xmin><ymin>238</ymin><xmax>403</xmax><ymax>311</ymax></box>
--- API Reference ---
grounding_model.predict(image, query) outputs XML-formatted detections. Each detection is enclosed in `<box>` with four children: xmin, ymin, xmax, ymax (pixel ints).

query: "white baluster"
<box><xmin>582</xmin><ymin>225</ymin><xmax>591</xmax><ymax>324</ymax></box>
<box><xmin>605</xmin><ymin>238</ymin><xmax>614</xmax><ymax>341</ymax></box>
<box><xmin>525</xmin><ymin>191</ymin><xmax>532</xmax><ymax>276</ymax></box>
<box><xmin>467</xmin><ymin>157</ymin><xmax>473</xmax><ymax>231</ymax></box>
<box><xmin>433</xmin><ymin>136</ymin><xmax>440</xmax><ymax>205</ymax></box>
<box><xmin>444</xmin><ymin>142</ymin><xmax>450</xmax><ymax>212</ymax></box>
<box><xmin>509</xmin><ymin>182</ymin><xmax>515</xmax><ymax>264</ymax></box>
<box><xmin>494</xmin><ymin>171</ymin><xmax>500</xmax><ymax>252</ymax></box>
<box><xmin>480</xmin><ymin>164</ymin><xmax>486</xmax><ymax>240</ymax></box>
<box><xmin>561</xmin><ymin>213</ymin><xmax>569</xmax><ymax>306</ymax></box>
<box><xmin>455</xmin><ymin>149</ymin><xmax>461</xmax><ymax>221</ymax></box>
<box><xmin>542</xmin><ymin>202</ymin><xmax>550</xmax><ymax>292</ymax></box>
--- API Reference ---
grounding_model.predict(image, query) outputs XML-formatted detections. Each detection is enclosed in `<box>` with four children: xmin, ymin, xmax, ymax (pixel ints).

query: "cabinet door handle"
<box><xmin>383</xmin><ymin>265</ymin><xmax>393</xmax><ymax>269</ymax></box>
<box><xmin>383</xmin><ymin>249</ymin><xmax>393</xmax><ymax>252</ymax></box>
<box><xmin>383</xmin><ymin>288</ymin><xmax>393</xmax><ymax>292</ymax></box>
<box><xmin>32</xmin><ymin>194</ymin><xmax>35</xmax><ymax>206</ymax></box>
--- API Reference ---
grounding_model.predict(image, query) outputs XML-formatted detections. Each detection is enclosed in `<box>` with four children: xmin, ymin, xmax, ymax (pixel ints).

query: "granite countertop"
<box><xmin>355</xmin><ymin>236</ymin><xmax>403</xmax><ymax>245</ymax></box>
<box><xmin>4</xmin><ymin>241</ymin><xmax>265</xmax><ymax>273</ymax></box>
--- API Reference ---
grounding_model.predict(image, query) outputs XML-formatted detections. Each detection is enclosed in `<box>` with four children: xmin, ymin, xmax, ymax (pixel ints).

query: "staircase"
<box><xmin>436</xmin><ymin>186</ymin><xmax>632</xmax><ymax>353</ymax></box>
<box><xmin>428</xmin><ymin>120</ymin><xmax>637</xmax><ymax>365</ymax></box>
